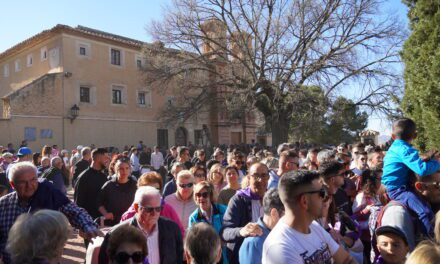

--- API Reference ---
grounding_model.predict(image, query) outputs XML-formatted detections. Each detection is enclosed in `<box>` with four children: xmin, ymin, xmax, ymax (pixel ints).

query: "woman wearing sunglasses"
<box><xmin>188</xmin><ymin>181</ymin><xmax>228</xmax><ymax>264</ymax></box>
<box><xmin>107</xmin><ymin>224</ymin><xmax>149</xmax><ymax>264</ymax></box>
<box><xmin>164</xmin><ymin>170</ymin><xmax>198</xmax><ymax>232</ymax></box>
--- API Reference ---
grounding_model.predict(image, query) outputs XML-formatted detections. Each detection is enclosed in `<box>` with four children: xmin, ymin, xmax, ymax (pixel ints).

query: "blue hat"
<box><xmin>17</xmin><ymin>147</ymin><xmax>32</xmax><ymax>157</ymax></box>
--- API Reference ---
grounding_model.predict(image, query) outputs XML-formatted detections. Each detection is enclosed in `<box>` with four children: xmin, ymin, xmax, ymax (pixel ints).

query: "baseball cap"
<box><xmin>17</xmin><ymin>147</ymin><xmax>32</xmax><ymax>157</ymax></box>
<box><xmin>375</xmin><ymin>225</ymin><xmax>408</xmax><ymax>245</ymax></box>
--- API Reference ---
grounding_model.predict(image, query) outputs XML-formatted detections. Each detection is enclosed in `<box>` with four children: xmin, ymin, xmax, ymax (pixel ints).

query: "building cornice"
<box><xmin>0</xmin><ymin>24</ymin><xmax>150</xmax><ymax>61</ymax></box>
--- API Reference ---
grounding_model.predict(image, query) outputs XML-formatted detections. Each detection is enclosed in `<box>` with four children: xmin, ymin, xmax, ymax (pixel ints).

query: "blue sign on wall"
<box><xmin>24</xmin><ymin>127</ymin><xmax>36</xmax><ymax>141</ymax></box>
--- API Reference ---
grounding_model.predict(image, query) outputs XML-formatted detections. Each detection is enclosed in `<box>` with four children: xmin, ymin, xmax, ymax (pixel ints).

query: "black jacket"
<box><xmin>74</xmin><ymin>167</ymin><xmax>107</xmax><ymax>219</ymax></box>
<box><xmin>98</xmin><ymin>216</ymin><xmax>183</xmax><ymax>264</ymax></box>
<box><xmin>72</xmin><ymin>159</ymin><xmax>90</xmax><ymax>186</ymax></box>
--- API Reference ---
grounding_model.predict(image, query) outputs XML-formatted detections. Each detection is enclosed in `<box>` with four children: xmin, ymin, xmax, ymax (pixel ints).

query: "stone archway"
<box><xmin>175</xmin><ymin>127</ymin><xmax>188</xmax><ymax>146</ymax></box>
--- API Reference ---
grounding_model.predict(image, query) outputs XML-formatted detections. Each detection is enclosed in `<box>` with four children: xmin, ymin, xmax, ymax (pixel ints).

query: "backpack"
<box><xmin>368</xmin><ymin>200</ymin><xmax>407</xmax><ymax>263</ymax></box>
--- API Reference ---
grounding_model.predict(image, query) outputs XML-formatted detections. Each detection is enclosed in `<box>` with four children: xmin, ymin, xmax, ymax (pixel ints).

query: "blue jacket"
<box><xmin>188</xmin><ymin>203</ymin><xmax>228</xmax><ymax>264</ymax></box>
<box><xmin>382</xmin><ymin>139</ymin><xmax>440</xmax><ymax>190</ymax></box>
<box><xmin>238</xmin><ymin>217</ymin><xmax>270</xmax><ymax>264</ymax></box>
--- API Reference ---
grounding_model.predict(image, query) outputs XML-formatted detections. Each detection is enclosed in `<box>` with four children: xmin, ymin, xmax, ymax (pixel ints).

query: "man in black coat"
<box><xmin>74</xmin><ymin>148</ymin><xmax>109</xmax><ymax>220</ymax></box>
<box><xmin>98</xmin><ymin>186</ymin><xmax>183</xmax><ymax>264</ymax></box>
<box><xmin>72</xmin><ymin>147</ymin><xmax>92</xmax><ymax>186</ymax></box>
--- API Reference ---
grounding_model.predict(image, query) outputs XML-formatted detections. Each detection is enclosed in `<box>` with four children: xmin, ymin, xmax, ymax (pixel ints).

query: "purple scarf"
<box><xmin>237</xmin><ymin>187</ymin><xmax>261</xmax><ymax>200</ymax></box>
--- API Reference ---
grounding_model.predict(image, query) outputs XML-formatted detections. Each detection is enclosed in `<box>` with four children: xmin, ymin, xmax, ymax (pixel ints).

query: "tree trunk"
<box><xmin>271</xmin><ymin>114</ymin><xmax>290</xmax><ymax>148</ymax></box>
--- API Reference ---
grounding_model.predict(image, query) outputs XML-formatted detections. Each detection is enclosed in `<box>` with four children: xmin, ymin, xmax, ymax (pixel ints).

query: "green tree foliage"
<box><xmin>290</xmin><ymin>94</ymin><xmax>368</xmax><ymax>144</ymax></box>
<box><xmin>323</xmin><ymin>97</ymin><xmax>369</xmax><ymax>144</ymax></box>
<box><xmin>401</xmin><ymin>0</ymin><xmax>440</xmax><ymax>150</ymax></box>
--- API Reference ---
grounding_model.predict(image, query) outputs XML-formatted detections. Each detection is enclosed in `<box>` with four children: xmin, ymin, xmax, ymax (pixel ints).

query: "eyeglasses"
<box><xmin>299</xmin><ymin>188</ymin><xmax>327</xmax><ymax>199</ymax></box>
<box><xmin>139</xmin><ymin>205</ymin><xmax>162</xmax><ymax>213</ymax></box>
<box><xmin>178</xmin><ymin>182</ymin><xmax>194</xmax><ymax>188</ymax></box>
<box><xmin>250</xmin><ymin>173</ymin><xmax>269</xmax><ymax>180</ymax></box>
<box><xmin>195</xmin><ymin>192</ymin><xmax>209</xmax><ymax>198</ymax></box>
<box><xmin>114</xmin><ymin>251</ymin><xmax>144</xmax><ymax>263</ymax></box>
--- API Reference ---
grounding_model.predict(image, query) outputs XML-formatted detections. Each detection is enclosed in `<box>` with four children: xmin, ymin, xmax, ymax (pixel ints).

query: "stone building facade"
<box><xmin>0</xmin><ymin>24</ymin><xmax>268</xmax><ymax>150</ymax></box>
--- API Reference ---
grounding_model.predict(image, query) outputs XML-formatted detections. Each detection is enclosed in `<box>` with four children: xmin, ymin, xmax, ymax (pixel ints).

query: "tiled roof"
<box><xmin>74</xmin><ymin>25</ymin><xmax>145</xmax><ymax>47</ymax></box>
<box><xmin>359</xmin><ymin>129</ymin><xmax>379</xmax><ymax>137</ymax></box>
<box><xmin>0</xmin><ymin>24</ymin><xmax>149</xmax><ymax>60</ymax></box>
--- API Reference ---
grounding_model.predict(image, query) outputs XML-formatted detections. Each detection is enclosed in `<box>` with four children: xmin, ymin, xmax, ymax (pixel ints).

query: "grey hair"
<box><xmin>50</xmin><ymin>156</ymin><xmax>62</xmax><ymax>167</ymax></box>
<box><xmin>176</xmin><ymin>170</ymin><xmax>194</xmax><ymax>183</ymax></box>
<box><xmin>317</xmin><ymin>149</ymin><xmax>336</xmax><ymax>165</ymax></box>
<box><xmin>41</xmin><ymin>156</ymin><xmax>50</xmax><ymax>164</ymax></box>
<box><xmin>171</xmin><ymin>162</ymin><xmax>184</xmax><ymax>175</ymax></box>
<box><xmin>8</xmin><ymin>161</ymin><xmax>37</xmax><ymax>182</ymax></box>
<box><xmin>277</xmin><ymin>143</ymin><xmax>290</xmax><ymax>156</ymax></box>
<box><xmin>6</xmin><ymin>209</ymin><xmax>71</xmax><ymax>264</ymax></box>
<box><xmin>134</xmin><ymin>186</ymin><xmax>161</xmax><ymax>205</ymax></box>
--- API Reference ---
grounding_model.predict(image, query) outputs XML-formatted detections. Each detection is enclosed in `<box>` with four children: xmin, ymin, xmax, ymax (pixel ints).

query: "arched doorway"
<box><xmin>175</xmin><ymin>127</ymin><xmax>187</xmax><ymax>146</ymax></box>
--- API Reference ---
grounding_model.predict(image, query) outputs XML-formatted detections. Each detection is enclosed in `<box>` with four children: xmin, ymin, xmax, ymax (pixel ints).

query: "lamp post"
<box><xmin>69</xmin><ymin>104</ymin><xmax>80</xmax><ymax>123</ymax></box>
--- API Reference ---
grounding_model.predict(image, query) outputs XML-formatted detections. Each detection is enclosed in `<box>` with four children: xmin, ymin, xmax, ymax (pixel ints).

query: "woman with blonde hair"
<box><xmin>405</xmin><ymin>241</ymin><xmax>440</xmax><ymax>264</ymax></box>
<box><xmin>6</xmin><ymin>209</ymin><xmax>71</xmax><ymax>264</ymax></box>
<box><xmin>208</xmin><ymin>163</ymin><xmax>227</xmax><ymax>195</ymax></box>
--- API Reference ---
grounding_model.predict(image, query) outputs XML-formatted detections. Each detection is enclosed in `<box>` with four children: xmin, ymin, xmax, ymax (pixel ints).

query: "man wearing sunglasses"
<box><xmin>380</xmin><ymin>170</ymin><xmax>440</xmax><ymax>252</ymax></box>
<box><xmin>263</xmin><ymin>170</ymin><xmax>355</xmax><ymax>264</ymax></box>
<box><xmin>99</xmin><ymin>186</ymin><xmax>183</xmax><ymax>264</ymax></box>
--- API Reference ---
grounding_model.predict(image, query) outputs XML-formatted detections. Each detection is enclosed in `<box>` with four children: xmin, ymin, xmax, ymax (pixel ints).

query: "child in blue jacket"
<box><xmin>381</xmin><ymin>118</ymin><xmax>440</xmax><ymax>235</ymax></box>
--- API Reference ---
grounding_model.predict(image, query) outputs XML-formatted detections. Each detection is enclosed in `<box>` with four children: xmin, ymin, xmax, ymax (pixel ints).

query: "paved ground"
<box><xmin>63</xmin><ymin>189</ymin><xmax>86</xmax><ymax>263</ymax></box>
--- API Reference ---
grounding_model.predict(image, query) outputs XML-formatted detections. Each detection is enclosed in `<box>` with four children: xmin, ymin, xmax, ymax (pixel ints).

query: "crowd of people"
<box><xmin>0</xmin><ymin>117</ymin><xmax>439</xmax><ymax>264</ymax></box>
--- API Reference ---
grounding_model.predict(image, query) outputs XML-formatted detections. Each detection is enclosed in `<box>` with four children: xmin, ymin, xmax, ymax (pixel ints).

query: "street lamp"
<box><xmin>69</xmin><ymin>104</ymin><xmax>80</xmax><ymax>123</ymax></box>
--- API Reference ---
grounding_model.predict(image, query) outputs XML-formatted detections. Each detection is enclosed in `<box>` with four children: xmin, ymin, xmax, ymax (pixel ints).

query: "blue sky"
<box><xmin>1</xmin><ymin>0</ymin><xmax>409</xmax><ymax>137</ymax></box>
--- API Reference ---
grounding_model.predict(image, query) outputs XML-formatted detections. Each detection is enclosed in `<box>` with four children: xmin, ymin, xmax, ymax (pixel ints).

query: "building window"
<box><xmin>112</xmin><ymin>88</ymin><xmax>122</xmax><ymax>104</ymax></box>
<box><xmin>137</xmin><ymin>91</ymin><xmax>151</xmax><ymax>107</ymax></box>
<box><xmin>138</xmin><ymin>92</ymin><xmax>146</xmax><ymax>105</ymax></box>
<box><xmin>194</xmin><ymin>130</ymin><xmax>203</xmax><ymax>146</ymax></box>
<box><xmin>80</xmin><ymin>86</ymin><xmax>91</xmax><ymax>103</ymax></box>
<box><xmin>111</xmin><ymin>48</ymin><xmax>121</xmax><ymax>65</ymax></box>
<box><xmin>3</xmin><ymin>64</ymin><xmax>9</xmax><ymax>77</ymax></box>
<box><xmin>15</xmin><ymin>59</ymin><xmax>21</xmax><ymax>72</ymax></box>
<box><xmin>136</xmin><ymin>59</ymin><xmax>142</xmax><ymax>69</ymax></box>
<box><xmin>157</xmin><ymin>129</ymin><xmax>169</xmax><ymax>149</ymax></box>
<box><xmin>41</xmin><ymin>46</ymin><xmax>47</xmax><ymax>61</ymax></box>
<box><xmin>27</xmin><ymin>54</ymin><xmax>33</xmax><ymax>67</ymax></box>
<box><xmin>79</xmin><ymin>47</ymin><xmax>86</xmax><ymax>56</ymax></box>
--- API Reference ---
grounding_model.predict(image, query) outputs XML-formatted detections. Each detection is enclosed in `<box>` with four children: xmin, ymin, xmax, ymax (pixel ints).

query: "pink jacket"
<box><xmin>120</xmin><ymin>202</ymin><xmax>185</xmax><ymax>237</ymax></box>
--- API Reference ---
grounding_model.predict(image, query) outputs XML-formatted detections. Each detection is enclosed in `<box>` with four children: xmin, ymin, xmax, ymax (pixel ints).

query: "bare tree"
<box><xmin>144</xmin><ymin>0</ymin><xmax>405</xmax><ymax>146</ymax></box>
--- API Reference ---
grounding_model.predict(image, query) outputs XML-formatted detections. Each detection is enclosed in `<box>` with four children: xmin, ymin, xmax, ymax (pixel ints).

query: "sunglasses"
<box><xmin>114</xmin><ymin>251</ymin><xmax>144</xmax><ymax>263</ymax></box>
<box><xmin>139</xmin><ymin>205</ymin><xmax>162</xmax><ymax>213</ymax></box>
<box><xmin>194</xmin><ymin>173</ymin><xmax>206</xmax><ymax>178</ymax></box>
<box><xmin>300</xmin><ymin>188</ymin><xmax>327</xmax><ymax>199</ymax></box>
<box><xmin>425</xmin><ymin>182</ymin><xmax>440</xmax><ymax>190</ymax></box>
<box><xmin>195</xmin><ymin>192</ymin><xmax>209</xmax><ymax>198</ymax></box>
<box><xmin>178</xmin><ymin>182</ymin><xmax>194</xmax><ymax>188</ymax></box>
